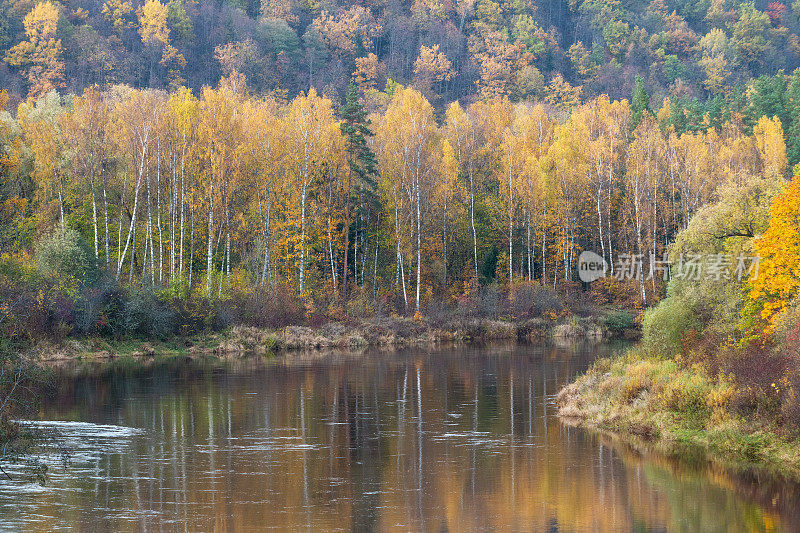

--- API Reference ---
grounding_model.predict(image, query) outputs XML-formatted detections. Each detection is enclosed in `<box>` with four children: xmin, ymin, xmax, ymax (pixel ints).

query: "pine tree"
<box><xmin>340</xmin><ymin>84</ymin><xmax>378</xmax><ymax>302</ymax></box>
<box><xmin>784</xmin><ymin>69</ymin><xmax>800</xmax><ymax>167</ymax></box>
<box><xmin>631</xmin><ymin>76</ymin><xmax>650</xmax><ymax>129</ymax></box>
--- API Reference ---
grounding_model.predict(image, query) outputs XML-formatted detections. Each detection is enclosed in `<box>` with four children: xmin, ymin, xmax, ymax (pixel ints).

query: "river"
<box><xmin>0</xmin><ymin>342</ymin><xmax>797</xmax><ymax>531</ymax></box>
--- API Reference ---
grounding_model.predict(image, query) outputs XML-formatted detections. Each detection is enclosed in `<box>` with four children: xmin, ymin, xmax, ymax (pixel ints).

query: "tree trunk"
<box><xmin>442</xmin><ymin>191</ymin><xmax>448</xmax><ymax>286</ymax></box>
<box><xmin>299</xmin><ymin>178</ymin><xmax>307</xmax><ymax>295</ymax></box>
<box><xmin>188</xmin><ymin>205</ymin><xmax>194</xmax><ymax>290</ymax></box>
<box><xmin>102</xmin><ymin>174</ymin><xmax>110</xmax><ymax>266</ymax></box>
<box><xmin>117</xmin><ymin>139</ymin><xmax>147</xmax><ymax>279</ymax></box>
<box><xmin>394</xmin><ymin>191</ymin><xmax>407</xmax><ymax>309</ymax></box>
<box><xmin>146</xmin><ymin>163</ymin><xmax>155</xmax><ymax>285</ymax></box>
<box><xmin>57</xmin><ymin>169</ymin><xmax>65</xmax><ymax>229</ymax></box>
<box><xmin>507</xmin><ymin>155</ymin><xmax>513</xmax><ymax>285</ymax></box>
<box><xmin>415</xmin><ymin>172</ymin><xmax>421</xmax><ymax>311</ymax></box>
<box><xmin>179</xmin><ymin>136</ymin><xmax>186</xmax><ymax>278</ymax></box>
<box><xmin>90</xmin><ymin>174</ymin><xmax>99</xmax><ymax>259</ymax></box>
<box><xmin>206</xmin><ymin>151</ymin><xmax>215</xmax><ymax>295</ymax></box>
<box><xmin>469</xmin><ymin>165</ymin><xmax>478</xmax><ymax>279</ymax></box>
<box><xmin>372</xmin><ymin>212</ymin><xmax>380</xmax><ymax>301</ymax></box>
<box><xmin>156</xmin><ymin>142</ymin><xmax>163</xmax><ymax>284</ymax></box>
<box><xmin>526</xmin><ymin>204</ymin><xmax>532</xmax><ymax>281</ymax></box>
<box><xmin>342</xmin><ymin>190</ymin><xmax>351</xmax><ymax>301</ymax></box>
<box><xmin>597</xmin><ymin>181</ymin><xmax>605</xmax><ymax>267</ymax></box>
<box><xmin>541</xmin><ymin>207</ymin><xmax>546</xmax><ymax>284</ymax></box>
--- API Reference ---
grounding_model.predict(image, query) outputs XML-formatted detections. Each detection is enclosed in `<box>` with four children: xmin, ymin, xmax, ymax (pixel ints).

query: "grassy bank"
<box><xmin>556</xmin><ymin>177</ymin><xmax>800</xmax><ymax>482</ymax></box>
<box><xmin>35</xmin><ymin>312</ymin><xmax>633</xmax><ymax>363</ymax></box>
<box><xmin>557</xmin><ymin>350</ymin><xmax>800</xmax><ymax>481</ymax></box>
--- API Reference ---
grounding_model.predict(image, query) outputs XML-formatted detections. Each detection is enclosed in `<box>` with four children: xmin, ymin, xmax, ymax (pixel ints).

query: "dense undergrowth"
<box><xmin>1</xmin><ymin>226</ymin><xmax>643</xmax><ymax>360</ymax></box>
<box><xmin>558</xmin><ymin>347</ymin><xmax>800</xmax><ymax>479</ymax></box>
<box><xmin>0</xmin><ymin>212</ymin><xmax>647</xmax><ymax>478</ymax></box>
<box><xmin>558</xmin><ymin>176</ymin><xmax>800</xmax><ymax>478</ymax></box>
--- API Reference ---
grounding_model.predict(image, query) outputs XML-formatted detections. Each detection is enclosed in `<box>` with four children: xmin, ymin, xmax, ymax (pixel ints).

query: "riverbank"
<box><xmin>557</xmin><ymin>352</ymin><xmax>800</xmax><ymax>482</ymax></box>
<box><xmin>19</xmin><ymin>341</ymin><xmax>794</xmax><ymax>531</ymax></box>
<box><xmin>33</xmin><ymin>312</ymin><xmax>636</xmax><ymax>363</ymax></box>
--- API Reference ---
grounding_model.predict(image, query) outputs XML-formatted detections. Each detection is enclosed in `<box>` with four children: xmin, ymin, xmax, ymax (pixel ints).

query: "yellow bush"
<box><xmin>658</xmin><ymin>371</ymin><xmax>712</xmax><ymax>417</ymax></box>
<box><xmin>706</xmin><ymin>375</ymin><xmax>735</xmax><ymax>421</ymax></box>
<box><xmin>619</xmin><ymin>360</ymin><xmax>659</xmax><ymax>403</ymax></box>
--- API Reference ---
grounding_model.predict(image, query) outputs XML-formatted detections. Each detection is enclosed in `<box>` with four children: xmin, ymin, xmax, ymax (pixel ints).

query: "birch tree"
<box><xmin>285</xmin><ymin>88</ymin><xmax>338</xmax><ymax>296</ymax></box>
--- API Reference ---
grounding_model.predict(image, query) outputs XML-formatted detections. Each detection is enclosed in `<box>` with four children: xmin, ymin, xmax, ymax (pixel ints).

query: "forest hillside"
<box><xmin>3</xmin><ymin>0</ymin><xmax>800</xmax><ymax>478</ymax></box>
<box><xmin>1</xmin><ymin>0</ymin><xmax>800</xmax><ymax>347</ymax></box>
<box><xmin>2</xmin><ymin>0</ymin><xmax>800</xmax><ymax>116</ymax></box>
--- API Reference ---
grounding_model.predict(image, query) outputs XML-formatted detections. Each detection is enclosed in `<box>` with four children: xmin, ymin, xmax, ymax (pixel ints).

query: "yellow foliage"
<box><xmin>658</xmin><ymin>370</ymin><xmax>710</xmax><ymax>415</ymax></box>
<box><xmin>753</xmin><ymin>116</ymin><xmax>787</xmax><ymax>180</ymax></box>
<box><xmin>22</xmin><ymin>2</ymin><xmax>60</xmax><ymax>39</ymax></box>
<box><xmin>352</xmin><ymin>53</ymin><xmax>382</xmax><ymax>91</ymax></box>
<box><xmin>706</xmin><ymin>375</ymin><xmax>735</xmax><ymax>422</ymax></box>
<box><xmin>137</xmin><ymin>0</ymin><xmax>170</xmax><ymax>48</ymax></box>
<box><xmin>414</xmin><ymin>44</ymin><xmax>455</xmax><ymax>98</ymax></box>
<box><xmin>749</xmin><ymin>177</ymin><xmax>800</xmax><ymax>333</ymax></box>
<box><xmin>103</xmin><ymin>0</ymin><xmax>135</xmax><ymax>34</ymax></box>
<box><xmin>4</xmin><ymin>1</ymin><xmax>64</xmax><ymax>97</ymax></box>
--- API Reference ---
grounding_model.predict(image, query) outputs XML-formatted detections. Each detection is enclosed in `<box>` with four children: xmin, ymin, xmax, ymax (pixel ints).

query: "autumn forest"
<box><xmin>1</xmin><ymin>0</ymin><xmax>800</xmax><ymax>337</ymax></box>
<box><xmin>0</xmin><ymin>77</ymin><xmax>791</xmax><ymax>312</ymax></box>
<box><xmin>4</xmin><ymin>0</ymin><xmax>800</xmax><ymax>519</ymax></box>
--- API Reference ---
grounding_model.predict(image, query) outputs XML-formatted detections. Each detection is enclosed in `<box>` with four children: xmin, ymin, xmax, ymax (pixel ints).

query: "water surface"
<box><xmin>0</xmin><ymin>342</ymin><xmax>797</xmax><ymax>531</ymax></box>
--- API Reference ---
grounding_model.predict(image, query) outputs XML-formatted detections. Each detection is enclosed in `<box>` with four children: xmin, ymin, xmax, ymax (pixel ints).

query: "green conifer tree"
<box><xmin>631</xmin><ymin>76</ymin><xmax>651</xmax><ymax>128</ymax></box>
<box><xmin>340</xmin><ymin>84</ymin><xmax>379</xmax><ymax>302</ymax></box>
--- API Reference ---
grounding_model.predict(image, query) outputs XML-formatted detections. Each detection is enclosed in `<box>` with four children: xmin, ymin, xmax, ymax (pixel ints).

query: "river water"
<box><xmin>0</xmin><ymin>342</ymin><xmax>797</xmax><ymax>531</ymax></box>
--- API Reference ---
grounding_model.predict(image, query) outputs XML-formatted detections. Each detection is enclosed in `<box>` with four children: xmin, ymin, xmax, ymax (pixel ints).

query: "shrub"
<box><xmin>716</xmin><ymin>341</ymin><xmax>787</xmax><ymax>419</ymax></box>
<box><xmin>561</xmin><ymin>283</ymin><xmax>596</xmax><ymax>317</ymax></box>
<box><xmin>658</xmin><ymin>370</ymin><xmax>712</xmax><ymax>420</ymax></box>
<box><xmin>604</xmin><ymin>310</ymin><xmax>635</xmax><ymax>335</ymax></box>
<box><xmin>232</xmin><ymin>282</ymin><xmax>304</xmax><ymax>328</ymax></box>
<box><xmin>779</xmin><ymin>306</ymin><xmax>800</xmax><ymax>432</ymax></box>
<box><xmin>73</xmin><ymin>275</ymin><xmax>126</xmax><ymax>336</ymax></box>
<box><xmin>170</xmin><ymin>295</ymin><xmax>217</xmax><ymax>336</ymax></box>
<box><xmin>781</xmin><ymin>373</ymin><xmax>800</xmax><ymax>433</ymax></box>
<box><xmin>706</xmin><ymin>377</ymin><xmax>735</xmax><ymax>421</ymax></box>
<box><xmin>35</xmin><ymin>227</ymin><xmax>98</xmax><ymax>295</ymax></box>
<box><xmin>457</xmin><ymin>279</ymin><xmax>505</xmax><ymax>319</ymax></box>
<box><xmin>424</xmin><ymin>296</ymin><xmax>455</xmax><ymax>326</ymax></box>
<box><xmin>122</xmin><ymin>288</ymin><xmax>175</xmax><ymax>339</ymax></box>
<box><xmin>345</xmin><ymin>290</ymin><xmax>372</xmax><ymax>320</ymax></box>
<box><xmin>0</xmin><ymin>259</ymin><xmax>46</xmax><ymax>342</ymax></box>
<box><xmin>619</xmin><ymin>360</ymin><xmax>662</xmax><ymax>404</ymax></box>
<box><xmin>641</xmin><ymin>293</ymin><xmax>705</xmax><ymax>357</ymax></box>
<box><xmin>591</xmin><ymin>277</ymin><xmax>645</xmax><ymax>308</ymax></box>
<box><xmin>512</xmin><ymin>281</ymin><xmax>563</xmax><ymax>319</ymax></box>
<box><xmin>475</xmin><ymin>285</ymin><xmax>503</xmax><ymax>318</ymax></box>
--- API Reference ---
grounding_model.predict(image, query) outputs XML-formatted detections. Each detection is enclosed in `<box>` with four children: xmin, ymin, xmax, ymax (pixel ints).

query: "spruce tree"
<box><xmin>784</xmin><ymin>70</ymin><xmax>800</xmax><ymax>167</ymax></box>
<box><xmin>631</xmin><ymin>76</ymin><xmax>651</xmax><ymax>128</ymax></box>
<box><xmin>340</xmin><ymin>84</ymin><xmax>379</xmax><ymax>302</ymax></box>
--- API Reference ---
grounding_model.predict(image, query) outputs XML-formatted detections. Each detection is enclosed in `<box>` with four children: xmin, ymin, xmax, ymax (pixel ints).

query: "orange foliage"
<box><xmin>749</xmin><ymin>177</ymin><xmax>800</xmax><ymax>332</ymax></box>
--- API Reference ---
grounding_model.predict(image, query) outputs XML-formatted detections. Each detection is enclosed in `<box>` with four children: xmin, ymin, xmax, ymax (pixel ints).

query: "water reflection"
<box><xmin>0</xmin><ymin>342</ymin><xmax>796</xmax><ymax>531</ymax></box>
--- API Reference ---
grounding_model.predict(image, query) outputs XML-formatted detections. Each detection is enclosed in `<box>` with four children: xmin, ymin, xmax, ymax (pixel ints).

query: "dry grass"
<box><xmin>35</xmin><ymin>314</ymin><xmax>622</xmax><ymax>364</ymax></box>
<box><xmin>557</xmin><ymin>353</ymin><xmax>800</xmax><ymax>480</ymax></box>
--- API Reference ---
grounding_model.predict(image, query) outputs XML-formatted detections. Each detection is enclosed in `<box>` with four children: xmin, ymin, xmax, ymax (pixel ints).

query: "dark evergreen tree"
<box><xmin>784</xmin><ymin>70</ymin><xmax>800</xmax><ymax>167</ymax></box>
<box><xmin>631</xmin><ymin>76</ymin><xmax>651</xmax><ymax>129</ymax></box>
<box><xmin>340</xmin><ymin>84</ymin><xmax>379</xmax><ymax>302</ymax></box>
<box><xmin>747</xmin><ymin>73</ymin><xmax>788</xmax><ymax>131</ymax></box>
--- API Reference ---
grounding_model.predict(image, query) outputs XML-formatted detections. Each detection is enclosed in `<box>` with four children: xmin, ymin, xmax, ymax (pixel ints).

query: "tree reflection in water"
<box><xmin>0</xmin><ymin>342</ymin><xmax>796</xmax><ymax>532</ymax></box>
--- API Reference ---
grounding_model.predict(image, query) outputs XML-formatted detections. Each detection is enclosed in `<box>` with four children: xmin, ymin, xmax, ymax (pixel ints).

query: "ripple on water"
<box><xmin>19</xmin><ymin>420</ymin><xmax>144</xmax><ymax>438</ymax></box>
<box><xmin>0</xmin><ymin>421</ymin><xmax>144</xmax><ymax>501</ymax></box>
